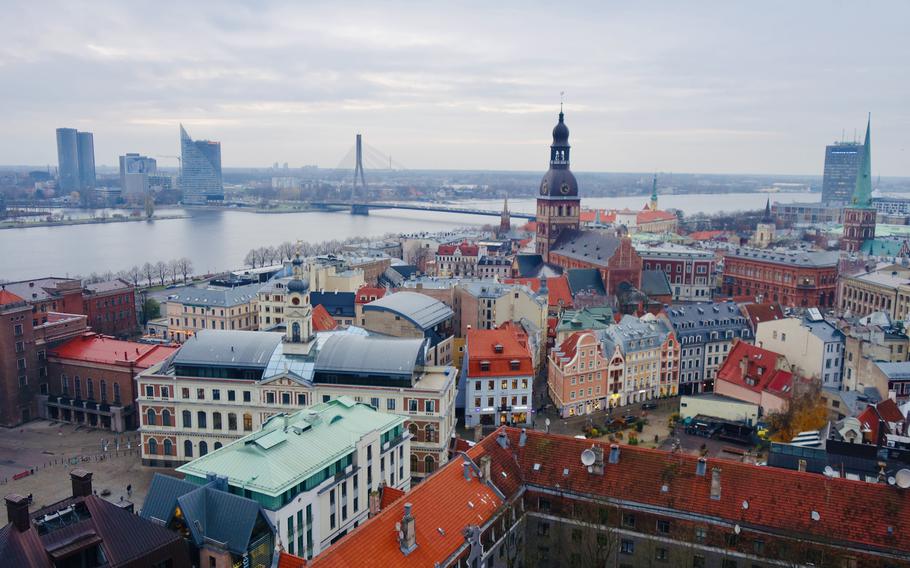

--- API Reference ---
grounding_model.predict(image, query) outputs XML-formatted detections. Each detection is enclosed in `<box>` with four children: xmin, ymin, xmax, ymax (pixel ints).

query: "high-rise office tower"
<box><xmin>55</xmin><ymin>128</ymin><xmax>80</xmax><ymax>192</ymax></box>
<box><xmin>821</xmin><ymin>141</ymin><xmax>863</xmax><ymax>204</ymax></box>
<box><xmin>179</xmin><ymin>124</ymin><xmax>223</xmax><ymax>204</ymax></box>
<box><xmin>119</xmin><ymin>153</ymin><xmax>158</xmax><ymax>195</ymax></box>
<box><xmin>76</xmin><ymin>131</ymin><xmax>96</xmax><ymax>190</ymax></box>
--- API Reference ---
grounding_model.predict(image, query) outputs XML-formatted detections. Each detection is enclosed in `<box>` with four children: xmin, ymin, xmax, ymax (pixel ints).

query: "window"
<box><xmin>197</xmin><ymin>411</ymin><xmax>207</xmax><ymax>428</ymax></box>
<box><xmin>161</xmin><ymin>386</ymin><xmax>169</xmax><ymax>399</ymax></box>
<box><xmin>622</xmin><ymin>513</ymin><xmax>635</xmax><ymax>528</ymax></box>
<box><xmin>425</xmin><ymin>400</ymin><xmax>435</xmax><ymax>413</ymax></box>
<box><xmin>266</xmin><ymin>392</ymin><xmax>276</xmax><ymax>404</ymax></box>
<box><xmin>99</xmin><ymin>380</ymin><xmax>107</xmax><ymax>402</ymax></box>
<box><xmin>184</xmin><ymin>440</ymin><xmax>193</xmax><ymax>457</ymax></box>
<box><xmin>163</xmin><ymin>439</ymin><xmax>173</xmax><ymax>456</ymax></box>
<box><xmin>620</xmin><ymin>539</ymin><xmax>634</xmax><ymax>555</ymax></box>
<box><xmin>387</xmin><ymin>399</ymin><xmax>396</xmax><ymax>411</ymax></box>
<box><xmin>145</xmin><ymin>385</ymin><xmax>154</xmax><ymax>397</ymax></box>
<box><xmin>694</xmin><ymin>527</ymin><xmax>707</xmax><ymax>541</ymax></box>
<box><xmin>297</xmin><ymin>393</ymin><xmax>306</xmax><ymax>405</ymax></box>
<box><xmin>146</xmin><ymin>408</ymin><xmax>156</xmax><ymax>425</ymax></box>
<box><xmin>212</xmin><ymin>389</ymin><xmax>220</xmax><ymax>401</ymax></box>
<box><xmin>655</xmin><ymin>548</ymin><xmax>668</xmax><ymax>562</ymax></box>
<box><xmin>657</xmin><ymin>519</ymin><xmax>670</xmax><ymax>533</ymax></box>
<box><xmin>243</xmin><ymin>391</ymin><xmax>251</xmax><ymax>402</ymax></box>
<box><xmin>536</xmin><ymin>522</ymin><xmax>549</xmax><ymax>536</ymax></box>
<box><xmin>182</xmin><ymin>410</ymin><xmax>192</xmax><ymax>428</ymax></box>
<box><xmin>161</xmin><ymin>409</ymin><xmax>171</xmax><ymax>426</ymax></box>
<box><xmin>228</xmin><ymin>413</ymin><xmax>238</xmax><ymax>431</ymax></box>
<box><xmin>199</xmin><ymin>441</ymin><xmax>208</xmax><ymax>456</ymax></box>
<box><xmin>148</xmin><ymin>438</ymin><xmax>157</xmax><ymax>455</ymax></box>
<box><xmin>282</xmin><ymin>392</ymin><xmax>291</xmax><ymax>405</ymax></box>
<box><xmin>113</xmin><ymin>383</ymin><xmax>121</xmax><ymax>404</ymax></box>
<box><xmin>753</xmin><ymin>539</ymin><xmax>765</xmax><ymax>555</ymax></box>
<box><xmin>243</xmin><ymin>413</ymin><xmax>253</xmax><ymax>431</ymax></box>
<box><xmin>370</xmin><ymin>397</ymin><xmax>380</xmax><ymax>409</ymax></box>
<box><xmin>196</xmin><ymin>388</ymin><xmax>205</xmax><ymax>400</ymax></box>
<box><xmin>725</xmin><ymin>533</ymin><xmax>739</xmax><ymax>547</ymax></box>
<box><xmin>409</xmin><ymin>399</ymin><xmax>418</xmax><ymax>412</ymax></box>
<box><xmin>213</xmin><ymin>412</ymin><xmax>222</xmax><ymax>430</ymax></box>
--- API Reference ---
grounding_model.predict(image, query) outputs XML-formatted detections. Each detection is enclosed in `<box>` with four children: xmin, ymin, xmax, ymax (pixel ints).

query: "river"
<box><xmin>0</xmin><ymin>192</ymin><xmax>817</xmax><ymax>281</ymax></box>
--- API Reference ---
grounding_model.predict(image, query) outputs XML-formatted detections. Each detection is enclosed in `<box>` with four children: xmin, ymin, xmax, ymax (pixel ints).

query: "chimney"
<box><xmin>473</xmin><ymin>423</ymin><xmax>484</xmax><ymax>443</ymax></box>
<box><xmin>496</xmin><ymin>431</ymin><xmax>509</xmax><ymax>449</ymax></box>
<box><xmin>479</xmin><ymin>455</ymin><xmax>492</xmax><ymax>482</ymax></box>
<box><xmin>591</xmin><ymin>445</ymin><xmax>605</xmax><ymax>475</ymax></box>
<box><xmin>399</xmin><ymin>503</ymin><xmax>417</xmax><ymax>555</ymax></box>
<box><xmin>710</xmin><ymin>467</ymin><xmax>721</xmax><ymax>500</ymax></box>
<box><xmin>70</xmin><ymin>469</ymin><xmax>93</xmax><ymax>498</ymax></box>
<box><xmin>463</xmin><ymin>461</ymin><xmax>472</xmax><ymax>482</ymax></box>
<box><xmin>738</xmin><ymin>356</ymin><xmax>749</xmax><ymax>380</ymax></box>
<box><xmin>696</xmin><ymin>457</ymin><xmax>707</xmax><ymax>476</ymax></box>
<box><xmin>608</xmin><ymin>444</ymin><xmax>620</xmax><ymax>464</ymax></box>
<box><xmin>518</xmin><ymin>428</ymin><xmax>527</xmax><ymax>447</ymax></box>
<box><xmin>5</xmin><ymin>494</ymin><xmax>30</xmax><ymax>532</ymax></box>
<box><xmin>798</xmin><ymin>459</ymin><xmax>807</xmax><ymax>473</ymax></box>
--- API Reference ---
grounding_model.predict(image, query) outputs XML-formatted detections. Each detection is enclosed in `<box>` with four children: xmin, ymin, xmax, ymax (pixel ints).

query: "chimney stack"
<box><xmin>591</xmin><ymin>445</ymin><xmax>605</xmax><ymax>475</ymax></box>
<box><xmin>473</xmin><ymin>424</ymin><xmax>484</xmax><ymax>443</ymax></box>
<box><xmin>608</xmin><ymin>444</ymin><xmax>620</xmax><ymax>464</ymax></box>
<box><xmin>5</xmin><ymin>494</ymin><xmax>30</xmax><ymax>532</ymax></box>
<box><xmin>70</xmin><ymin>469</ymin><xmax>93</xmax><ymax>498</ymax></box>
<box><xmin>496</xmin><ymin>431</ymin><xmax>509</xmax><ymax>449</ymax></box>
<box><xmin>696</xmin><ymin>457</ymin><xmax>707</xmax><ymax>476</ymax></box>
<box><xmin>399</xmin><ymin>503</ymin><xmax>417</xmax><ymax>555</ymax></box>
<box><xmin>479</xmin><ymin>455</ymin><xmax>492</xmax><ymax>482</ymax></box>
<box><xmin>738</xmin><ymin>357</ymin><xmax>749</xmax><ymax>380</ymax></box>
<box><xmin>710</xmin><ymin>467</ymin><xmax>722</xmax><ymax>500</ymax></box>
<box><xmin>518</xmin><ymin>428</ymin><xmax>527</xmax><ymax>447</ymax></box>
<box><xmin>463</xmin><ymin>461</ymin><xmax>472</xmax><ymax>482</ymax></box>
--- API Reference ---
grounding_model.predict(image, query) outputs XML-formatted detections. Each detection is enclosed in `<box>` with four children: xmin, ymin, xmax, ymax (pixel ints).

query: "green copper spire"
<box><xmin>650</xmin><ymin>174</ymin><xmax>658</xmax><ymax>210</ymax></box>
<box><xmin>851</xmin><ymin>114</ymin><xmax>872</xmax><ymax>209</ymax></box>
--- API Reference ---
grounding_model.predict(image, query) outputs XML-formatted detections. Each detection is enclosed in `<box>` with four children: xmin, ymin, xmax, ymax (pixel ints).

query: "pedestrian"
<box><xmin>127</xmin><ymin>484</ymin><xmax>132</xmax><ymax>498</ymax></box>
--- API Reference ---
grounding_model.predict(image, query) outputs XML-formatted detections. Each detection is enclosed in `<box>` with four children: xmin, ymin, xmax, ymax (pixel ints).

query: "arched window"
<box><xmin>424</xmin><ymin>455</ymin><xmax>436</xmax><ymax>474</ymax></box>
<box><xmin>197</xmin><ymin>411</ymin><xmax>207</xmax><ymax>428</ymax></box>
<box><xmin>213</xmin><ymin>412</ymin><xmax>222</xmax><ymax>430</ymax></box>
<box><xmin>163</xmin><ymin>439</ymin><xmax>173</xmax><ymax>456</ymax></box>
<box><xmin>161</xmin><ymin>409</ymin><xmax>171</xmax><ymax>427</ymax></box>
<box><xmin>182</xmin><ymin>410</ymin><xmax>192</xmax><ymax>428</ymax></box>
<box><xmin>243</xmin><ymin>413</ymin><xmax>253</xmax><ymax>431</ymax></box>
<box><xmin>408</xmin><ymin>423</ymin><xmax>419</xmax><ymax>440</ymax></box>
<box><xmin>184</xmin><ymin>440</ymin><xmax>193</xmax><ymax>458</ymax></box>
<box><xmin>214</xmin><ymin>442</ymin><xmax>223</xmax><ymax>450</ymax></box>
<box><xmin>228</xmin><ymin>413</ymin><xmax>237</xmax><ymax>431</ymax></box>
<box><xmin>292</xmin><ymin>322</ymin><xmax>301</xmax><ymax>342</ymax></box>
<box><xmin>410</xmin><ymin>454</ymin><xmax>418</xmax><ymax>473</ymax></box>
<box><xmin>426</xmin><ymin>424</ymin><xmax>436</xmax><ymax>443</ymax></box>
<box><xmin>199</xmin><ymin>441</ymin><xmax>208</xmax><ymax>456</ymax></box>
<box><xmin>148</xmin><ymin>438</ymin><xmax>158</xmax><ymax>455</ymax></box>
<box><xmin>146</xmin><ymin>408</ymin><xmax>156</xmax><ymax>426</ymax></box>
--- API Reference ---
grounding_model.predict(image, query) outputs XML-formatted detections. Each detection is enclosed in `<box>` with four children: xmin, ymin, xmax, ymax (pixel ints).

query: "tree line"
<box><xmin>78</xmin><ymin>258</ymin><xmax>195</xmax><ymax>289</ymax></box>
<box><xmin>242</xmin><ymin>235</ymin><xmax>395</xmax><ymax>269</ymax></box>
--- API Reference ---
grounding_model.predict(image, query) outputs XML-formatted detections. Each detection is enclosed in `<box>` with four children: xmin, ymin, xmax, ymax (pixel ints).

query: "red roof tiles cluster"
<box><xmin>556</xmin><ymin>331</ymin><xmax>584</xmax><ymax>360</ymax></box>
<box><xmin>466</xmin><ymin>326</ymin><xmax>533</xmax><ymax>377</ymax></box>
<box><xmin>858</xmin><ymin>399</ymin><xmax>907</xmax><ymax>443</ymax></box>
<box><xmin>49</xmin><ymin>333</ymin><xmax>177</xmax><ymax>368</ymax></box>
<box><xmin>741</xmin><ymin>302</ymin><xmax>785</xmax><ymax>328</ymax></box>
<box><xmin>437</xmin><ymin>242</ymin><xmax>479</xmax><ymax>256</ymax></box>
<box><xmin>547</xmin><ymin>275</ymin><xmax>572</xmax><ymax>308</ymax></box>
<box><xmin>355</xmin><ymin>285</ymin><xmax>387</xmax><ymax>305</ymax></box>
<box><xmin>716</xmin><ymin>341</ymin><xmax>793</xmax><ymax>396</ymax></box>
<box><xmin>0</xmin><ymin>288</ymin><xmax>25</xmax><ymax>307</ymax></box>
<box><xmin>313</xmin><ymin>427</ymin><xmax>910</xmax><ymax>566</ymax></box>
<box><xmin>311</xmin><ymin>304</ymin><xmax>338</xmax><ymax>332</ymax></box>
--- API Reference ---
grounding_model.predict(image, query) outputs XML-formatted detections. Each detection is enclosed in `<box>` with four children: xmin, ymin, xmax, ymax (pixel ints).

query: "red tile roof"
<box><xmin>547</xmin><ymin>275</ymin><xmax>572</xmax><ymax>308</ymax></box>
<box><xmin>0</xmin><ymin>288</ymin><xmax>25</xmax><ymax>306</ymax></box>
<box><xmin>741</xmin><ymin>302</ymin><xmax>785</xmax><ymax>328</ymax></box>
<box><xmin>637</xmin><ymin>209</ymin><xmax>677</xmax><ymax>223</ymax></box>
<box><xmin>311</xmin><ymin>454</ymin><xmax>505</xmax><ymax>568</ymax></box>
<box><xmin>314</xmin><ymin>427</ymin><xmax>910</xmax><ymax>566</ymax></box>
<box><xmin>379</xmin><ymin>486</ymin><xmax>406</xmax><ymax>509</ymax></box>
<box><xmin>49</xmin><ymin>333</ymin><xmax>177</xmax><ymax>369</ymax></box>
<box><xmin>278</xmin><ymin>551</ymin><xmax>307</xmax><ymax>568</ymax></box>
<box><xmin>437</xmin><ymin>242</ymin><xmax>479</xmax><ymax>256</ymax></box>
<box><xmin>355</xmin><ymin>285</ymin><xmax>387</xmax><ymax>305</ymax></box>
<box><xmin>466</xmin><ymin>327</ymin><xmax>533</xmax><ymax>377</ymax></box>
<box><xmin>716</xmin><ymin>341</ymin><xmax>793</xmax><ymax>396</ymax></box>
<box><xmin>312</xmin><ymin>304</ymin><xmax>338</xmax><ymax>332</ymax></box>
<box><xmin>688</xmin><ymin>230</ymin><xmax>728</xmax><ymax>241</ymax></box>
<box><xmin>579</xmin><ymin>209</ymin><xmax>598</xmax><ymax>223</ymax></box>
<box><xmin>556</xmin><ymin>331</ymin><xmax>584</xmax><ymax>360</ymax></box>
<box><xmin>858</xmin><ymin>399</ymin><xmax>907</xmax><ymax>442</ymax></box>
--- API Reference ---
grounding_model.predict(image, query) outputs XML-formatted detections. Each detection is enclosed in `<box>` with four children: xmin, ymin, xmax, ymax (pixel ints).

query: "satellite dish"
<box><xmin>742</xmin><ymin>500</ymin><xmax>749</xmax><ymax>510</ymax></box>
<box><xmin>811</xmin><ymin>511</ymin><xmax>820</xmax><ymax>522</ymax></box>
<box><xmin>888</xmin><ymin>476</ymin><xmax>897</xmax><ymax>486</ymax></box>
<box><xmin>545</xmin><ymin>418</ymin><xmax>551</xmax><ymax>427</ymax></box>
<box><xmin>823</xmin><ymin>466</ymin><xmax>836</xmax><ymax>477</ymax></box>
<box><xmin>734</xmin><ymin>524</ymin><xmax>741</xmax><ymax>535</ymax></box>
<box><xmin>581</xmin><ymin>449</ymin><xmax>596</xmax><ymax>467</ymax></box>
<box><xmin>896</xmin><ymin>469</ymin><xmax>910</xmax><ymax>489</ymax></box>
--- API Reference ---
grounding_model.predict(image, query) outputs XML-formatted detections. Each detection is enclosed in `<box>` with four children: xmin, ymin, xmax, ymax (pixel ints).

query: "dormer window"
<box><xmin>480</xmin><ymin>361</ymin><xmax>491</xmax><ymax>371</ymax></box>
<box><xmin>494</xmin><ymin>344</ymin><xmax>504</xmax><ymax>353</ymax></box>
<box><xmin>509</xmin><ymin>360</ymin><xmax>521</xmax><ymax>371</ymax></box>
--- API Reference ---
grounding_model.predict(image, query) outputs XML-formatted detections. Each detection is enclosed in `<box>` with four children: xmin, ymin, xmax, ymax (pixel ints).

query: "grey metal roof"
<box><xmin>173</xmin><ymin>330</ymin><xmax>283</xmax><ymax>369</ymax></box>
<box><xmin>169</xmin><ymin>282</ymin><xmax>261</xmax><ymax>308</ymax></box>
<box><xmin>566</xmin><ymin>268</ymin><xmax>606</xmax><ymax>296</ymax></box>
<box><xmin>874</xmin><ymin>361</ymin><xmax>910</xmax><ymax>380</ymax></box>
<box><xmin>664</xmin><ymin>302</ymin><xmax>751</xmax><ymax>341</ymax></box>
<box><xmin>641</xmin><ymin>269</ymin><xmax>672</xmax><ymax>296</ymax></box>
<box><xmin>178</xmin><ymin>486</ymin><xmax>264</xmax><ymax>555</ymax></box>
<box><xmin>551</xmin><ymin>229</ymin><xmax>622</xmax><ymax>268</ymax></box>
<box><xmin>140</xmin><ymin>473</ymin><xmax>197</xmax><ymax>524</ymax></box>
<box><xmin>363</xmin><ymin>291</ymin><xmax>453</xmax><ymax>329</ymax></box>
<box><xmin>315</xmin><ymin>334</ymin><xmax>425</xmax><ymax>376</ymax></box>
<box><xmin>599</xmin><ymin>315</ymin><xmax>670</xmax><ymax>355</ymax></box>
<box><xmin>803</xmin><ymin>318</ymin><xmax>843</xmax><ymax>343</ymax></box>
<box><xmin>726</xmin><ymin>248</ymin><xmax>840</xmax><ymax>268</ymax></box>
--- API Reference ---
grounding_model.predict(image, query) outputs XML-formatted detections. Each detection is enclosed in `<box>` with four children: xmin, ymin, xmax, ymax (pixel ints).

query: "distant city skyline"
<box><xmin>2</xmin><ymin>1</ymin><xmax>909</xmax><ymax>175</ymax></box>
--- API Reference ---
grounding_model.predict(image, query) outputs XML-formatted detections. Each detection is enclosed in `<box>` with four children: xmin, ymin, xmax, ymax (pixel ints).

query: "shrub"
<box><xmin>635</xmin><ymin>422</ymin><xmax>644</xmax><ymax>433</ymax></box>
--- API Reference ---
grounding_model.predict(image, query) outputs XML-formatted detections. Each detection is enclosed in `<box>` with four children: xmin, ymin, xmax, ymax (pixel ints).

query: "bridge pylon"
<box><xmin>351</xmin><ymin>134</ymin><xmax>369</xmax><ymax>215</ymax></box>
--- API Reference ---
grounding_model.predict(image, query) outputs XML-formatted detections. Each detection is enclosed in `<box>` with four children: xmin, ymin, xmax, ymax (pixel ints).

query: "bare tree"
<box><xmin>167</xmin><ymin>259</ymin><xmax>180</xmax><ymax>284</ymax></box>
<box><xmin>256</xmin><ymin>247</ymin><xmax>268</xmax><ymax>267</ymax></box>
<box><xmin>278</xmin><ymin>241</ymin><xmax>295</xmax><ymax>261</ymax></box>
<box><xmin>264</xmin><ymin>246</ymin><xmax>279</xmax><ymax>265</ymax></box>
<box><xmin>155</xmin><ymin>261</ymin><xmax>168</xmax><ymax>286</ymax></box>
<box><xmin>177</xmin><ymin>257</ymin><xmax>193</xmax><ymax>283</ymax></box>
<box><xmin>142</xmin><ymin>262</ymin><xmax>155</xmax><ymax>287</ymax></box>
<box><xmin>126</xmin><ymin>265</ymin><xmax>142</xmax><ymax>288</ymax></box>
<box><xmin>244</xmin><ymin>249</ymin><xmax>258</xmax><ymax>268</ymax></box>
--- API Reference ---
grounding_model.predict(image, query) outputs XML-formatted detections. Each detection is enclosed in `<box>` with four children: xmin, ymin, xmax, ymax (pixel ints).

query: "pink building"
<box><xmin>547</xmin><ymin>331</ymin><xmax>619</xmax><ymax>417</ymax></box>
<box><xmin>715</xmin><ymin>340</ymin><xmax>793</xmax><ymax>415</ymax></box>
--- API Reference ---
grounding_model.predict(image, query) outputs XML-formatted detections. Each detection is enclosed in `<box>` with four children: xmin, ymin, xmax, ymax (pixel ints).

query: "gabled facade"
<box><xmin>463</xmin><ymin>326</ymin><xmax>534</xmax><ymax>427</ymax></box>
<box><xmin>548</xmin><ymin>331</ymin><xmax>613</xmax><ymax>417</ymax></box>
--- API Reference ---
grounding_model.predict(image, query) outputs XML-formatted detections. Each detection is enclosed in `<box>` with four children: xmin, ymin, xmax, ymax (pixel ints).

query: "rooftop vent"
<box><xmin>696</xmin><ymin>457</ymin><xmax>707</xmax><ymax>476</ymax></box>
<box><xmin>608</xmin><ymin>444</ymin><xmax>620</xmax><ymax>464</ymax></box>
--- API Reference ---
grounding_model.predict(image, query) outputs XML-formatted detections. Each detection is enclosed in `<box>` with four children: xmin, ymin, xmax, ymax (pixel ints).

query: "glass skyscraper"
<box><xmin>821</xmin><ymin>141</ymin><xmax>863</xmax><ymax>205</ymax></box>
<box><xmin>55</xmin><ymin>128</ymin><xmax>80</xmax><ymax>192</ymax></box>
<box><xmin>180</xmin><ymin>125</ymin><xmax>224</xmax><ymax>204</ymax></box>
<box><xmin>56</xmin><ymin>128</ymin><xmax>96</xmax><ymax>193</ymax></box>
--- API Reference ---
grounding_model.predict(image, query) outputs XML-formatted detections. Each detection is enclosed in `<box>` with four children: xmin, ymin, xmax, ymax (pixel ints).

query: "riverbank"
<box><xmin>0</xmin><ymin>214</ymin><xmax>189</xmax><ymax>230</ymax></box>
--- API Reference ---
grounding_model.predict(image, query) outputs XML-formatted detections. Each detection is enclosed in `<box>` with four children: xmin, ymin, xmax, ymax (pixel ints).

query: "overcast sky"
<box><xmin>1</xmin><ymin>1</ymin><xmax>907</xmax><ymax>175</ymax></box>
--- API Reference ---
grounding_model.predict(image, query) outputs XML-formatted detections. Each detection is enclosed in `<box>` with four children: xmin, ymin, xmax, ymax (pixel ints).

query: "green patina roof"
<box><xmin>556</xmin><ymin>306</ymin><xmax>615</xmax><ymax>333</ymax></box>
<box><xmin>860</xmin><ymin>238</ymin><xmax>909</xmax><ymax>257</ymax></box>
<box><xmin>651</xmin><ymin>174</ymin><xmax>659</xmax><ymax>203</ymax></box>
<box><xmin>176</xmin><ymin>396</ymin><xmax>404</xmax><ymax>497</ymax></box>
<box><xmin>851</xmin><ymin>115</ymin><xmax>873</xmax><ymax>209</ymax></box>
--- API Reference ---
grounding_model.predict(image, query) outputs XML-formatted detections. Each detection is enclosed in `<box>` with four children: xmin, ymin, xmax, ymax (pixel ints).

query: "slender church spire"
<box><xmin>851</xmin><ymin>114</ymin><xmax>873</xmax><ymax>209</ymax></box>
<box><xmin>649</xmin><ymin>174</ymin><xmax>659</xmax><ymax>211</ymax></box>
<box><xmin>763</xmin><ymin>197</ymin><xmax>772</xmax><ymax>222</ymax></box>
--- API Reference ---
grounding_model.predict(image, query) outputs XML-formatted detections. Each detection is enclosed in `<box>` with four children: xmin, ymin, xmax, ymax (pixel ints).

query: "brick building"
<box><xmin>636</xmin><ymin>243</ymin><xmax>716</xmax><ymax>301</ymax></box>
<box><xmin>722</xmin><ymin>248</ymin><xmax>839</xmax><ymax>308</ymax></box>
<box><xmin>44</xmin><ymin>333</ymin><xmax>177</xmax><ymax>431</ymax></box>
<box><xmin>307</xmin><ymin>428</ymin><xmax>910</xmax><ymax>568</ymax></box>
<box><xmin>548</xmin><ymin>230</ymin><xmax>643</xmax><ymax>296</ymax></box>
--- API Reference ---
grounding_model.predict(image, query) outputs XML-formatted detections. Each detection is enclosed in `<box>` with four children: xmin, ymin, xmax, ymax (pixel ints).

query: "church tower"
<box><xmin>283</xmin><ymin>247</ymin><xmax>315</xmax><ymax>355</ymax></box>
<box><xmin>841</xmin><ymin>116</ymin><xmax>875</xmax><ymax>254</ymax></box>
<box><xmin>536</xmin><ymin>107</ymin><xmax>580</xmax><ymax>262</ymax></box>
<box><xmin>498</xmin><ymin>196</ymin><xmax>511</xmax><ymax>236</ymax></box>
<box><xmin>649</xmin><ymin>174</ymin><xmax>659</xmax><ymax>211</ymax></box>
<box><xmin>752</xmin><ymin>198</ymin><xmax>775</xmax><ymax>248</ymax></box>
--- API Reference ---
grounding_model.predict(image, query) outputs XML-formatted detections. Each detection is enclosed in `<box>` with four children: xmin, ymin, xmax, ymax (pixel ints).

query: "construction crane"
<box><xmin>154</xmin><ymin>155</ymin><xmax>182</xmax><ymax>179</ymax></box>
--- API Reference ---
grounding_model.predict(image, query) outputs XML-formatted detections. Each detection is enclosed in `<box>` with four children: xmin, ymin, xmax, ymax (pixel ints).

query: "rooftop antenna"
<box><xmin>560</xmin><ymin>91</ymin><xmax>565</xmax><ymax>113</ymax></box>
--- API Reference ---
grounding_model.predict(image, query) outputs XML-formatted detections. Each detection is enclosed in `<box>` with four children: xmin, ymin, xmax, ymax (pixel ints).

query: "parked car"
<box><xmin>641</xmin><ymin>402</ymin><xmax>657</xmax><ymax>410</ymax></box>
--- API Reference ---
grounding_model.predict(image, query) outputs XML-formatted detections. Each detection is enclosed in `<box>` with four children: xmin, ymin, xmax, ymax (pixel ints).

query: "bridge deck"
<box><xmin>310</xmin><ymin>201</ymin><xmax>535</xmax><ymax>219</ymax></box>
